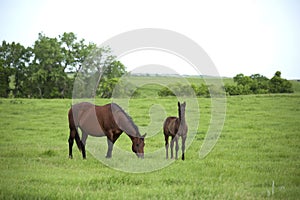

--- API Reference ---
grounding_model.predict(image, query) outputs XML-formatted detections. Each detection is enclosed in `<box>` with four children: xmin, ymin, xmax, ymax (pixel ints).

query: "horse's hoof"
<box><xmin>69</xmin><ymin>155</ymin><xmax>73</xmax><ymax>159</ymax></box>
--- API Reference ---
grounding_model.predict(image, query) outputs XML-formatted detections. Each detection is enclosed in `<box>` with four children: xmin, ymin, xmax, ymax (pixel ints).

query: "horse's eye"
<box><xmin>136</xmin><ymin>144</ymin><xmax>139</xmax><ymax>148</ymax></box>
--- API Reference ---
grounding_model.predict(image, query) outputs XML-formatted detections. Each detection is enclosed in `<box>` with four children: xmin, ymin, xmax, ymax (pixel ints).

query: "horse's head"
<box><xmin>132</xmin><ymin>133</ymin><xmax>146</xmax><ymax>158</ymax></box>
<box><xmin>178</xmin><ymin>101</ymin><xmax>186</xmax><ymax>121</ymax></box>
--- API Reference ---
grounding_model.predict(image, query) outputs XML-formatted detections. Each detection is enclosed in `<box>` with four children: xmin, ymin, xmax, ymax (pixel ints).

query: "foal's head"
<box><xmin>132</xmin><ymin>133</ymin><xmax>146</xmax><ymax>158</ymax></box>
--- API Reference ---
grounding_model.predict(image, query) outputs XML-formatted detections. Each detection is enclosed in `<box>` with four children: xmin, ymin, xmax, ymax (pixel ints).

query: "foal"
<box><xmin>163</xmin><ymin>101</ymin><xmax>188</xmax><ymax>160</ymax></box>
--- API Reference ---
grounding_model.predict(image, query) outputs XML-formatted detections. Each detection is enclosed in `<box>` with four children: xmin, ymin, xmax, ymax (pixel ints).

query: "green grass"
<box><xmin>0</xmin><ymin>93</ymin><xmax>300</xmax><ymax>199</ymax></box>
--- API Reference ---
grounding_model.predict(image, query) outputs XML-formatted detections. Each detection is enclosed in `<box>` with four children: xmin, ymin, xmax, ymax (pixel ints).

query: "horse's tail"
<box><xmin>68</xmin><ymin>107</ymin><xmax>82</xmax><ymax>151</ymax></box>
<box><xmin>74</xmin><ymin>128</ymin><xmax>82</xmax><ymax>152</ymax></box>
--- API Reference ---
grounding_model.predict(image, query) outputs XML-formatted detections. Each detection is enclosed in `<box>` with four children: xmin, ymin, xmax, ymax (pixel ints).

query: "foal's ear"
<box><xmin>142</xmin><ymin>133</ymin><xmax>147</xmax><ymax>139</ymax></box>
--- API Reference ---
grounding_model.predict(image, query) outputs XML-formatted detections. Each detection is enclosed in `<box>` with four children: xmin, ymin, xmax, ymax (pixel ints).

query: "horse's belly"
<box><xmin>83</xmin><ymin>126</ymin><xmax>106</xmax><ymax>137</ymax></box>
<box><xmin>79</xmin><ymin>113</ymin><xmax>106</xmax><ymax>137</ymax></box>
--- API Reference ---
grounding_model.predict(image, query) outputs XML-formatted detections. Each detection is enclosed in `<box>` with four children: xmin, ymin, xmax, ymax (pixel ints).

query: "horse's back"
<box><xmin>69</xmin><ymin>102</ymin><xmax>94</xmax><ymax>122</ymax></box>
<box><xmin>163</xmin><ymin>116</ymin><xmax>179</xmax><ymax>136</ymax></box>
<box><xmin>69</xmin><ymin>102</ymin><xmax>108</xmax><ymax>136</ymax></box>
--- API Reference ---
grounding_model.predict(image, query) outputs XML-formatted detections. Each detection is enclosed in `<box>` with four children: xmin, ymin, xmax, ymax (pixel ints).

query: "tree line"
<box><xmin>158</xmin><ymin>71</ymin><xmax>293</xmax><ymax>97</ymax></box>
<box><xmin>0</xmin><ymin>32</ymin><xmax>293</xmax><ymax>98</ymax></box>
<box><xmin>0</xmin><ymin>32</ymin><xmax>126</xmax><ymax>98</ymax></box>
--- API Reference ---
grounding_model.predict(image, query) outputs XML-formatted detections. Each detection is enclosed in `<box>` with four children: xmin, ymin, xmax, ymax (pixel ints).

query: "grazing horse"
<box><xmin>68</xmin><ymin>102</ymin><xmax>146</xmax><ymax>159</ymax></box>
<box><xmin>163</xmin><ymin>101</ymin><xmax>188</xmax><ymax>160</ymax></box>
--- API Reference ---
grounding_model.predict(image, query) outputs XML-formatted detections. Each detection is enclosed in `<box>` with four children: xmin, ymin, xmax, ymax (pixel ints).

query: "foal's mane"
<box><xmin>178</xmin><ymin>103</ymin><xmax>181</xmax><ymax>121</ymax></box>
<box><xmin>111</xmin><ymin>103</ymin><xmax>141</xmax><ymax>137</ymax></box>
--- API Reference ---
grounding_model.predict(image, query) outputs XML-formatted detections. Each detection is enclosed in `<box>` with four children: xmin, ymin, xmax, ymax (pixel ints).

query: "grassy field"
<box><xmin>0</xmin><ymin>84</ymin><xmax>300</xmax><ymax>199</ymax></box>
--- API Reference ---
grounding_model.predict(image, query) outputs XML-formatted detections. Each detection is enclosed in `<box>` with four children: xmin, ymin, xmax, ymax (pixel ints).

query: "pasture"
<box><xmin>0</xmin><ymin>92</ymin><xmax>299</xmax><ymax>199</ymax></box>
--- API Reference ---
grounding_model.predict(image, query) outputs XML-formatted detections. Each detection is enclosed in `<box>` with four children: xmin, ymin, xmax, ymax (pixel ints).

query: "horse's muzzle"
<box><xmin>137</xmin><ymin>153</ymin><xmax>144</xmax><ymax>159</ymax></box>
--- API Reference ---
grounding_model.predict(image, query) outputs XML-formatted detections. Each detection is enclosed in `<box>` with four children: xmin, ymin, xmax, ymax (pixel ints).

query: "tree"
<box><xmin>28</xmin><ymin>33</ymin><xmax>66</xmax><ymax>98</ymax></box>
<box><xmin>233</xmin><ymin>73</ymin><xmax>253</xmax><ymax>86</ymax></box>
<box><xmin>0</xmin><ymin>41</ymin><xmax>13</xmax><ymax>97</ymax></box>
<box><xmin>97</xmin><ymin>60</ymin><xmax>127</xmax><ymax>98</ymax></box>
<box><xmin>0</xmin><ymin>32</ymin><xmax>127</xmax><ymax>98</ymax></box>
<box><xmin>0</xmin><ymin>41</ymin><xmax>31</xmax><ymax>97</ymax></box>
<box><xmin>0</xmin><ymin>65</ymin><xmax>10</xmax><ymax>97</ymax></box>
<box><xmin>249</xmin><ymin>74</ymin><xmax>269</xmax><ymax>94</ymax></box>
<box><xmin>269</xmin><ymin>71</ymin><xmax>293</xmax><ymax>93</ymax></box>
<box><xmin>27</xmin><ymin>32</ymin><xmax>96</xmax><ymax>98</ymax></box>
<box><xmin>59</xmin><ymin>32</ymin><xmax>96</xmax><ymax>74</ymax></box>
<box><xmin>73</xmin><ymin>46</ymin><xmax>127</xmax><ymax>98</ymax></box>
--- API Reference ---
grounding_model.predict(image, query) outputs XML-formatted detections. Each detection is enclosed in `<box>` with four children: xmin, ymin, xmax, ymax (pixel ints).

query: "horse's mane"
<box><xmin>111</xmin><ymin>103</ymin><xmax>141</xmax><ymax>137</ymax></box>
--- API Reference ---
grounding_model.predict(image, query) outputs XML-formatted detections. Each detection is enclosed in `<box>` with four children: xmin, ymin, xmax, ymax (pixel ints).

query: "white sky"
<box><xmin>1</xmin><ymin>0</ymin><xmax>299</xmax><ymax>79</ymax></box>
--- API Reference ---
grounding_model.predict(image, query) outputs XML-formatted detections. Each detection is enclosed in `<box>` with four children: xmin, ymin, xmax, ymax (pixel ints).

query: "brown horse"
<box><xmin>163</xmin><ymin>101</ymin><xmax>188</xmax><ymax>160</ymax></box>
<box><xmin>68</xmin><ymin>102</ymin><xmax>146</xmax><ymax>159</ymax></box>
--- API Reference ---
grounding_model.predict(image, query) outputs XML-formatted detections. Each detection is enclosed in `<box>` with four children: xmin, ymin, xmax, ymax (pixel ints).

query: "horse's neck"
<box><xmin>125</xmin><ymin>126</ymin><xmax>138</xmax><ymax>139</ymax></box>
<box><xmin>118</xmin><ymin>113</ymin><xmax>140</xmax><ymax>139</ymax></box>
<box><xmin>179</xmin><ymin>115</ymin><xmax>186</xmax><ymax>125</ymax></box>
<box><xmin>112</xmin><ymin>105</ymin><xmax>140</xmax><ymax>139</ymax></box>
<box><xmin>179</xmin><ymin>110</ymin><xmax>186</xmax><ymax>125</ymax></box>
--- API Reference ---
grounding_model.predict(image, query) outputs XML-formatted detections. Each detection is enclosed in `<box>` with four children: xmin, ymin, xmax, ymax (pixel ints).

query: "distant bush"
<box><xmin>192</xmin><ymin>83</ymin><xmax>210</xmax><ymax>97</ymax></box>
<box><xmin>158</xmin><ymin>83</ymin><xmax>195</xmax><ymax>97</ymax></box>
<box><xmin>225</xmin><ymin>71</ymin><xmax>293</xmax><ymax>95</ymax></box>
<box><xmin>158</xmin><ymin>83</ymin><xmax>213</xmax><ymax>97</ymax></box>
<box><xmin>99</xmin><ymin>77</ymin><xmax>141</xmax><ymax>98</ymax></box>
<box><xmin>158</xmin><ymin>86</ymin><xmax>175</xmax><ymax>97</ymax></box>
<box><xmin>156</xmin><ymin>71</ymin><xmax>293</xmax><ymax>97</ymax></box>
<box><xmin>269</xmin><ymin>71</ymin><xmax>293</xmax><ymax>93</ymax></box>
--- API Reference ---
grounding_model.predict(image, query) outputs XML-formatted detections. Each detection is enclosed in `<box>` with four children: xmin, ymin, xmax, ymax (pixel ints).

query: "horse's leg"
<box><xmin>106</xmin><ymin>130</ymin><xmax>117</xmax><ymax>158</ymax></box>
<box><xmin>68</xmin><ymin>129</ymin><xmax>76</xmax><ymax>159</ymax></box>
<box><xmin>81</xmin><ymin>132</ymin><xmax>88</xmax><ymax>159</ymax></box>
<box><xmin>106</xmin><ymin>137</ymin><xmax>114</xmax><ymax>158</ymax></box>
<box><xmin>170</xmin><ymin>136</ymin><xmax>175</xmax><ymax>159</ymax></box>
<box><xmin>175</xmin><ymin>135</ymin><xmax>179</xmax><ymax>160</ymax></box>
<box><xmin>164</xmin><ymin>134</ymin><xmax>169</xmax><ymax>159</ymax></box>
<box><xmin>181</xmin><ymin>135</ymin><xmax>187</xmax><ymax>160</ymax></box>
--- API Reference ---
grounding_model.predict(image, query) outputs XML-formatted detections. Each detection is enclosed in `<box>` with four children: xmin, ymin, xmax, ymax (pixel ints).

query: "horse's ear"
<box><xmin>178</xmin><ymin>101</ymin><xmax>180</xmax><ymax>107</ymax></box>
<box><xmin>142</xmin><ymin>133</ymin><xmax>147</xmax><ymax>138</ymax></box>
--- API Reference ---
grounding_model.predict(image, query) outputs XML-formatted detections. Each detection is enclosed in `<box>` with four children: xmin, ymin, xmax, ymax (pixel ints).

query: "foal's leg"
<box><xmin>68</xmin><ymin>129</ymin><xmax>76</xmax><ymax>159</ymax></box>
<box><xmin>81</xmin><ymin>132</ymin><xmax>88</xmax><ymax>159</ymax></box>
<box><xmin>181</xmin><ymin>135</ymin><xmax>187</xmax><ymax>160</ymax></box>
<box><xmin>175</xmin><ymin>135</ymin><xmax>179</xmax><ymax>160</ymax></box>
<box><xmin>170</xmin><ymin>136</ymin><xmax>175</xmax><ymax>159</ymax></box>
<box><xmin>164</xmin><ymin>134</ymin><xmax>169</xmax><ymax>159</ymax></box>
